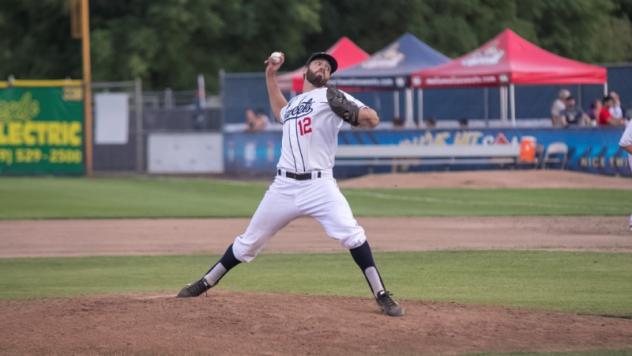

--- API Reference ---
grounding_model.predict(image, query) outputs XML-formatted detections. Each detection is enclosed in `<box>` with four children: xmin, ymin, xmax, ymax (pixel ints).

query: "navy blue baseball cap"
<box><xmin>306</xmin><ymin>52</ymin><xmax>338</xmax><ymax>74</ymax></box>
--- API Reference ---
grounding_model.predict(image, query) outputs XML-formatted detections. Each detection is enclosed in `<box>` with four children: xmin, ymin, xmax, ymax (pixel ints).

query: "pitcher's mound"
<box><xmin>2</xmin><ymin>291</ymin><xmax>632</xmax><ymax>355</ymax></box>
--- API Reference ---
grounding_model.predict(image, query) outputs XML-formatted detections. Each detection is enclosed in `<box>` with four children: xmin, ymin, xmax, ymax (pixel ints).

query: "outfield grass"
<box><xmin>1</xmin><ymin>177</ymin><xmax>631</xmax><ymax>219</ymax></box>
<box><xmin>0</xmin><ymin>176</ymin><xmax>267</xmax><ymax>219</ymax></box>
<box><xmin>1</xmin><ymin>251</ymin><xmax>631</xmax><ymax>317</ymax></box>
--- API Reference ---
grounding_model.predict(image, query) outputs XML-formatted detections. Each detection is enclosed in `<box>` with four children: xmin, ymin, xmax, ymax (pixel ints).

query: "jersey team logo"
<box><xmin>283</xmin><ymin>97</ymin><xmax>314</xmax><ymax>122</ymax></box>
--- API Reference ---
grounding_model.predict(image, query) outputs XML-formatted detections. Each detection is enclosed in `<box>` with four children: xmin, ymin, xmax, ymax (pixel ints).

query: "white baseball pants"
<box><xmin>232</xmin><ymin>170</ymin><xmax>366</xmax><ymax>262</ymax></box>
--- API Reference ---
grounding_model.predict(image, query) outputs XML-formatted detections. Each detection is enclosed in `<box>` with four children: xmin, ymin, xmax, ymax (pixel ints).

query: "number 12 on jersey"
<box><xmin>297</xmin><ymin>117</ymin><xmax>312</xmax><ymax>136</ymax></box>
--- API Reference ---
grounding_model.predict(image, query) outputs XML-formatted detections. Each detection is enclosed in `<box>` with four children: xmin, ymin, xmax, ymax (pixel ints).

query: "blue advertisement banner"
<box><xmin>224</xmin><ymin>127</ymin><xmax>630</xmax><ymax>178</ymax></box>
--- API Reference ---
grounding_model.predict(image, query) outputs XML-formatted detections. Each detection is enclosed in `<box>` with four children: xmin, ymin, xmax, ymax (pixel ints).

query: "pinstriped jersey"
<box><xmin>620</xmin><ymin>120</ymin><xmax>632</xmax><ymax>148</ymax></box>
<box><xmin>278</xmin><ymin>87</ymin><xmax>365</xmax><ymax>173</ymax></box>
<box><xmin>620</xmin><ymin>120</ymin><xmax>632</xmax><ymax>170</ymax></box>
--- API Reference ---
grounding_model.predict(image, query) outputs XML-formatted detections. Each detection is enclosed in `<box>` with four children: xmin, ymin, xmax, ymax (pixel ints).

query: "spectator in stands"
<box><xmin>424</xmin><ymin>117</ymin><xmax>436</xmax><ymax>129</ymax></box>
<box><xmin>598</xmin><ymin>96</ymin><xmax>626</xmax><ymax>126</ymax></box>
<box><xmin>245</xmin><ymin>108</ymin><xmax>270</xmax><ymax>132</ymax></box>
<box><xmin>588</xmin><ymin>99</ymin><xmax>602</xmax><ymax>126</ymax></box>
<box><xmin>256</xmin><ymin>108</ymin><xmax>271</xmax><ymax>127</ymax></box>
<box><xmin>245</xmin><ymin>108</ymin><xmax>257</xmax><ymax>130</ymax></box>
<box><xmin>392</xmin><ymin>116</ymin><xmax>404</xmax><ymax>128</ymax></box>
<box><xmin>458</xmin><ymin>118</ymin><xmax>469</xmax><ymax>129</ymax></box>
<box><xmin>551</xmin><ymin>89</ymin><xmax>570</xmax><ymax>127</ymax></box>
<box><xmin>560</xmin><ymin>96</ymin><xmax>590</xmax><ymax>126</ymax></box>
<box><xmin>609</xmin><ymin>91</ymin><xmax>624</xmax><ymax>120</ymax></box>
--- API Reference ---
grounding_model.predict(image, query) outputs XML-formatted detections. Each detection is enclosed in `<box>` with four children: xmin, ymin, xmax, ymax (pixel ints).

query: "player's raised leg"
<box><xmin>177</xmin><ymin>182</ymin><xmax>301</xmax><ymax>298</ymax></box>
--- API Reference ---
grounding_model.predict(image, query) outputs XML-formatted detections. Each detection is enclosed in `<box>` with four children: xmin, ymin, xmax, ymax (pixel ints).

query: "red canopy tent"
<box><xmin>277</xmin><ymin>37</ymin><xmax>369</xmax><ymax>93</ymax></box>
<box><xmin>410</xmin><ymin>29</ymin><xmax>607</xmax><ymax>124</ymax></box>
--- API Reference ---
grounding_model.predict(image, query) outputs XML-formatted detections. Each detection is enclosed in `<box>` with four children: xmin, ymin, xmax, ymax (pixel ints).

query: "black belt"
<box><xmin>277</xmin><ymin>169</ymin><xmax>322</xmax><ymax>180</ymax></box>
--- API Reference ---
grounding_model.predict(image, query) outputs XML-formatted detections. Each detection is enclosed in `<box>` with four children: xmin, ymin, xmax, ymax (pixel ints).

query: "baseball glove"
<box><xmin>326</xmin><ymin>85</ymin><xmax>360</xmax><ymax>126</ymax></box>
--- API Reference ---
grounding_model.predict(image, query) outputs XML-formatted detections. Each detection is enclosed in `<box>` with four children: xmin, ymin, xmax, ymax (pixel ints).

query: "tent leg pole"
<box><xmin>510</xmin><ymin>84</ymin><xmax>516</xmax><ymax>127</ymax></box>
<box><xmin>417</xmin><ymin>89</ymin><xmax>423</xmax><ymax>128</ymax></box>
<box><xmin>577</xmin><ymin>85</ymin><xmax>582</xmax><ymax>110</ymax></box>
<box><xmin>499</xmin><ymin>86</ymin><xmax>506</xmax><ymax>121</ymax></box>
<box><xmin>393</xmin><ymin>91</ymin><xmax>399</xmax><ymax>120</ymax></box>
<box><xmin>484</xmin><ymin>87</ymin><xmax>489</xmax><ymax>127</ymax></box>
<box><xmin>404</xmin><ymin>88</ymin><xmax>413</xmax><ymax>128</ymax></box>
<box><xmin>499</xmin><ymin>86</ymin><xmax>503</xmax><ymax>121</ymax></box>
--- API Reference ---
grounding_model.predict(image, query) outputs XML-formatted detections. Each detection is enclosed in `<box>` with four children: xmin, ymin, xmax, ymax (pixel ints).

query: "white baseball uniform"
<box><xmin>619</xmin><ymin>120</ymin><xmax>632</xmax><ymax>170</ymax></box>
<box><xmin>184</xmin><ymin>80</ymin><xmax>399</xmax><ymax>312</ymax></box>
<box><xmin>619</xmin><ymin>121</ymin><xmax>632</xmax><ymax>229</ymax></box>
<box><xmin>232</xmin><ymin>87</ymin><xmax>368</xmax><ymax>262</ymax></box>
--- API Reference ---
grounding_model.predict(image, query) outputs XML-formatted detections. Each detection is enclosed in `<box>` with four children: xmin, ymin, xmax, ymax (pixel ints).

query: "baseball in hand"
<box><xmin>269</xmin><ymin>52</ymin><xmax>283</xmax><ymax>64</ymax></box>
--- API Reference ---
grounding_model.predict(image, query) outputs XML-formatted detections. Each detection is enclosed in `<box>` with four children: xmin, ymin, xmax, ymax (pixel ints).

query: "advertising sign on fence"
<box><xmin>224</xmin><ymin>127</ymin><xmax>630</xmax><ymax>179</ymax></box>
<box><xmin>0</xmin><ymin>81</ymin><xmax>84</xmax><ymax>175</ymax></box>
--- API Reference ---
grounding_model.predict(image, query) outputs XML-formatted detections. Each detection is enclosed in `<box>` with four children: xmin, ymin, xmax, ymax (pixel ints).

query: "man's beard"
<box><xmin>305</xmin><ymin>68</ymin><xmax>328</xmax><ymax>87</ymax></box>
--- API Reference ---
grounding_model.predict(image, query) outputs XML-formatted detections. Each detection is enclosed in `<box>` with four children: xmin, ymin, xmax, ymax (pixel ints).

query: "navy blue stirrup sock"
<box><xmin>350</xmin><ymin>241</ymin><xmax>386</xmax><ymax>295</ymax></box>
<box><xmin>219</xmin><ymin>244</ymin><xmax>241</xmax><ymax>270</ymax></box>
<box><xmin>204</xmin><ymin>244</ymin><xmax>241</xmax><ymax>285</ymax></box>
<box><xmin>350</xmin><ymin>241</ymin><xmax>376</xmax><ymax>270</ymax></box>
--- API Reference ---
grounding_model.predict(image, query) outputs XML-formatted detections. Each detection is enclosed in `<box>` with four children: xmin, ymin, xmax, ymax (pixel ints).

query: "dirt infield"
<box><xmin>2</xmin><ymin>170</ymin><xmax>632</xmax><ymax>355</ymax></box>
<box><xmin>338</xmin><ymin>169</ymin><xmax>632</xmax><ymax>189</ymax></box>
<box><xmin>2</xmin><ymin>216</ymin><xmax>632</xmax><ymax>258</ymax></box>
<box><xmin>2</xmin><ymin>291</ymin><xmax>632</xmax><ymax>356</ymax></box>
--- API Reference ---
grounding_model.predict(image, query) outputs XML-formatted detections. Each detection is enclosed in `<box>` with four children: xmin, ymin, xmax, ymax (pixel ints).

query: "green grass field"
<box><xmin>1</xmin><ymin>177</ymin><xmax>631</xmax><ymax>219</ymax></box>
<box><xmin>1</xmin><ymin>251</ymin><xmax>631</xmax><ymax>317</ymax></box>
<box><xmin>1</xmin><ymin>176</ymin><xmax>631</xmax><ymax>321</ymax></box>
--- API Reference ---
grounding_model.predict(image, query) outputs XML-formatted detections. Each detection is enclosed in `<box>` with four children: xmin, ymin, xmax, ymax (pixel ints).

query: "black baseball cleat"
<box><xmin>177</xmin><ymin>278</ymin><xmax>211</xmax><ymax>298</ymax></box>
<box><xmin>376</xmin><ymin>290</ymin><xmax>404</xmax><ymax>317</ymax></box>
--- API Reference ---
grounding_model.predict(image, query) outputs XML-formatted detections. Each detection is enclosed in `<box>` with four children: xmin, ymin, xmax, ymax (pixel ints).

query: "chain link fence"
<box><xmin>92</xmin><ymin>80</ymin><xmax>222</xmax><ymax>174</ymax></box>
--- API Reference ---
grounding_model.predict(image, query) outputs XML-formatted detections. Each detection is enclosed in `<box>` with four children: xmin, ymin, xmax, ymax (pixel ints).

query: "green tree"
<box><xmin>515</xmin><ymin>0</ymin><xmax>632</xmax><ymax>63</ymax></box>
<box><xmin>317</xmin><ymin>0</ymin><xmax>632</xmax><ymax>63</ymax></box>
<box><xmin>90</xmin><ymin>0</ymin><xmax>321</xmax><ymax>90</ymax></box>
<box><xmin>1</xmin><ymin>0</ymin><xmax>632</xmax><ymax>91</ymax></box>
<box><xmin>313</xmin><ymin>0</ymin><xmax>431</xmax><ymax>54</ymax></box>
<box><xmin>0</xmin><ymin>0</ymin><xmax>81</xmax><ymax>79</ymax></box>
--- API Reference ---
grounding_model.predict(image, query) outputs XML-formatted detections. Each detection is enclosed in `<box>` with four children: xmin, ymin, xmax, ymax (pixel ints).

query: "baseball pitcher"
<box><xmin>177</xmin><ymin>51</ymin><xmax>404</xmax><ymax>317</ymax></box>
<box><xmin>619</xmin><ymin>120</ymin><xmax>632</xmax><ymax>230</ymax></box>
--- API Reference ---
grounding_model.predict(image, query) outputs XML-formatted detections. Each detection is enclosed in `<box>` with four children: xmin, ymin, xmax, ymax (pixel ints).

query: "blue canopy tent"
<box><xmin>330</xmin><ymin>33</ymin><xmax>449</xmax><ymax>127</ymax></box>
